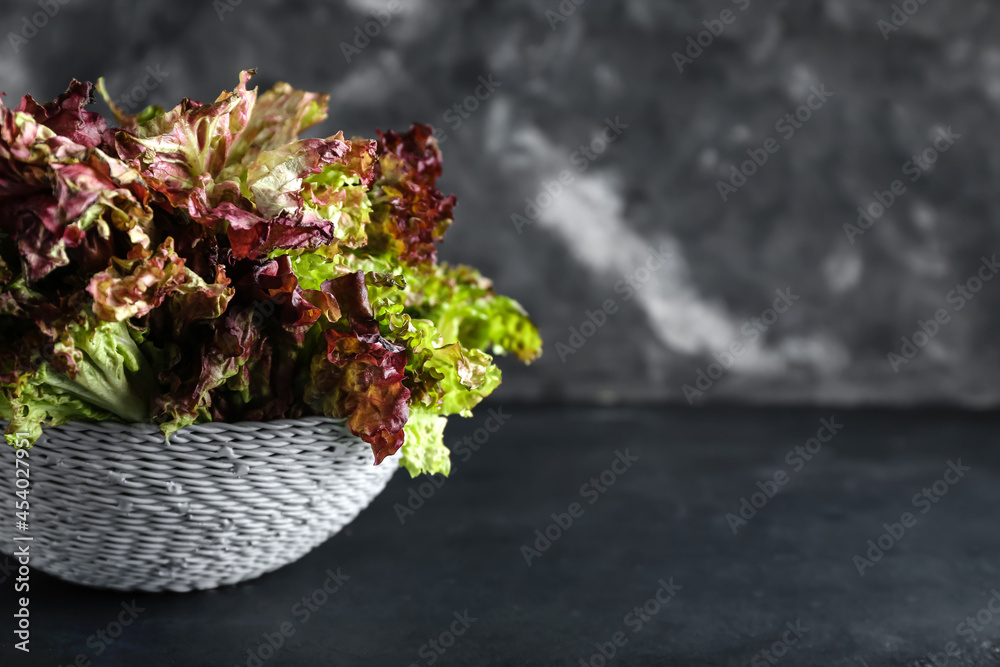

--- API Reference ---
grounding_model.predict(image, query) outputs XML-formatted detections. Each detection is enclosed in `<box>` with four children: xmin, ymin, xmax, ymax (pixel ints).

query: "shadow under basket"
<box><xmin>0</xmin><ymin>417</ymin><xmax>397</xmax><ymax>592</ymax></box>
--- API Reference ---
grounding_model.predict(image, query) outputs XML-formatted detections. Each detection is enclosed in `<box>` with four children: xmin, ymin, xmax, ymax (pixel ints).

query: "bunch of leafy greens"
<box><xmin>0</xmin><ymin>71</ymin><xmax>541</xmax><ymax>477</ymax></box>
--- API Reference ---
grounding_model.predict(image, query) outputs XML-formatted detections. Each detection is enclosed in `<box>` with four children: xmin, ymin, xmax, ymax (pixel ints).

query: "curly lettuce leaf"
<box><xmin>369</xmin><ymin>124</ymin><xmax>455</xmax><ymax>265</ymax></box>
<box><xmin>247</xmin><ymin>137</ymin><xmax>348</xmax><ymax>218</ymax></box>
<box><xmin>282</xmin><ymin>252</ymin><xmax>541</xmax><ymax>363</ymax></box>
<box><xmin>15</xmin><ymin>79</ymin><xmax>107</xmax><ymax>150</ymax></box>
<box><xmin>147</xmin><ymin>254</ymin><xmax>334</xmax><ymax>434</ymax></box>
<box><xmin>301</xmin><ymin>147</ymin><xmax>376</xmax><ymax>248</ymax></box>
<box><xmin>87</xmin><ymin>238</ymin><xmax>188</xmax><ymax>321</ymax></box>
<box><xmin>2</xmin><ymin>365</ymin><xmax>115</xmax><ymax>446</ymax></box>
<box><xmin>0</xmin><ymin>90</ymin><xmax>152</xmax><ymax>282</ymax></box>
<box><xmin>48</xmin><ymin>319</ymin><xmax>154</xmax><ymax>423</ymax></box>
<box><xmin>303</xmin><ymin>271</ymin><xmax>410</xmax><ymax>463</ymax></box>
<box><xmin>1</xmin><ymin>319</ymin><xmax>154</xmax><ymax>445</ymax></box>
<box><xmin>402</xmin><ymin>263</ymin><xmax>542</xmax><ymax>363</ymax></box>
<box><xmin>421</xmin><ymin>343</ymin><xmax>501</xmax><ymax>416</ymax></box>
<box><xmin>109</xmin><ymin>70</ymin><xmax>257</xmax><ymax>221</ymax></box>
<box><xmin>168</xmin><ymin>265</ymin><xmax>235</xmax><ymax>328</ymax></box>
<box><xmin>225</xmin><ymin>81</ymin><xmax>331</xmax><ymax>175</ymax></box>
<box><xmin>400</xmin><ymin>406</ymin><xmax>450</xmax><ymax>477</ymax></box>
<box><xmin>149</xmin><ymin>306</ymin><xmax>260</xmax><ymax>438</ymax></box>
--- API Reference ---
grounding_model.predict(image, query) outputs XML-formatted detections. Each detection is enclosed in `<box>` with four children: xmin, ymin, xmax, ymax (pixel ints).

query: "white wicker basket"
<box><xmin>0</xmin><ymin>417</ymin><xmax>397</xmax><ymax>592</ymax></box>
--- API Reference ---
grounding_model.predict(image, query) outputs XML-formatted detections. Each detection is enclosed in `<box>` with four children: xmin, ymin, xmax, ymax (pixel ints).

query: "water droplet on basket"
<box><xmin>166</xmin><ymin>480</ymin><xmax>183</xmax><ymax>495</ymax></box>
<box><xmin>117</xmin><ymin>499</ymin><xmax>134</xmax><ymax>514</ymax></box>
<box><xmin>106</xmin><ymin>471</ymin><xmax>126</xmax><ymax>485</ymax></box>
<box><xmin>220</xmin><ymin>445</ymin><xmax>236</xmax><ymax>459</ymax></box>
<box><xmin>173</xmin><ymin>502</ymin><xmax>190</xmax><ymax>516</ymax></box>
<box><xmin>232</xmin><ymin>462</ymin><xmax>250</xmax><ymax>478</ymax></box>
<box><xmin>219</xmin><ymin>517</ymin><xmax>234</xmax><ymax>531</ymax></box>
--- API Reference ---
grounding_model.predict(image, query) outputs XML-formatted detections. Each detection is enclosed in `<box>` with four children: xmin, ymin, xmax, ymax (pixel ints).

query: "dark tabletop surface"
<box><xmin>3</xmin><ymin>405</ymin><xmax>1000</xmax><ymax>666</ymax></box>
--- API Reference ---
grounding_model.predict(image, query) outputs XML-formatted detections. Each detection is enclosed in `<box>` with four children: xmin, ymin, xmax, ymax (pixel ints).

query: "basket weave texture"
<box><xmin>0</xmin><ymin>417</ymin><xmax>396</xmax><ymax>592</ymax></box>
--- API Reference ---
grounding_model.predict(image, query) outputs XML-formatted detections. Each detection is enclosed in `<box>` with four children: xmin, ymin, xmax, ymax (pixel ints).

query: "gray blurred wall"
<box><xmin>1</xmin><ymin>0</ymin><xmax>996</xmax><ymax>406</ymax></box>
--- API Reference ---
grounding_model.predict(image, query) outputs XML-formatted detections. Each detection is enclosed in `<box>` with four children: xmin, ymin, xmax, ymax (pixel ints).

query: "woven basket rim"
<box><xmin>3</xmin><ymin>414</ymin><xmax>351</xmax><ymax>439</ymax></box>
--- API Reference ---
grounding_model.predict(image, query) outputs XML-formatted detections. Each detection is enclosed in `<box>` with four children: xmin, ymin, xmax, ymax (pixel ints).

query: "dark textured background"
<box><xmin>1</xmin><ymin>0</ymin><xmax>995</xmax><ymax>406</ymax></box>
<box><xmin>6</xmin><ymin>407</ymin><xmax>1000</xmax><ymax>667</ymax></box>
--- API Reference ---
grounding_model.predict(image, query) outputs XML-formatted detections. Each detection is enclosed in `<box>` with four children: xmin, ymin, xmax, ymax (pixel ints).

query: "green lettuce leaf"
<box><xmin>420</xmin><ymin>343</ymin><xmax>501</xmax><ymax>416</ymax></box>
<box><xmin>48</xmin><ymin>319</ymin><xmax>154</xmax><ymax>423</ymax></box>
<box><xmin>301</xmin><ymin>156</ymin><xmax>375</xmax><ymax>248</ymax></box>
<box><xmin>1</xmin><ymin>319</ymin><xmax>154</xmax><ymax>445</ymax></box>
<box><xmin>401</xmin><ymin>263</ymin><xmax>542</xmax><ymax>363</ymax></box>
<box><xmin>400</xmin><ymin>406</ymin><xmax>450</xmax><ymax>477</ymax></box>
<box><xmin>2</xmin><ymin>365</ymin><xmax>115</xmax><ymax>446</ymax></box>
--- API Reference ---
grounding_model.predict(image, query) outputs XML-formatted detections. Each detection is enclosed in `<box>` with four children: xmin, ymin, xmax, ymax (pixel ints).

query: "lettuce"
<box><xmin>369</xmin><ymin>125</ymin><xmax>456</xmax><ymax>265</ymax></box>
<box><xmin>1</xmin><ymin>73</ymin><xmax>541</xmax><ymax>477</ymax></box>
<box><xmin>301</xmin><ymin>157</ymin><xmax>375</xmax><ymax>248</ymax></box>
<box><xmin>399</xmin><ymin>263</ymin><xmax>543</xmax><ymax>363</ymax></box>
<box><xmin>0</xmin><ymin>87</ymin><xmax>153</xmax><ymax>283</ymax></box>
<box><xmin>46</xmin><ymin>320</ymin><xmax>153</xmax><ymax>422</ymax></box>
<box><xmin>303</xmin><ymin>271</ymin><xmax>410</xmax><ymax>464</ymax></box>
<box><xmin>400</xmin><ymin>406</ymin><xmax>450</xmax><ymax>477</ymax></box>
<box><xmin>2</xmin><ymin>319</ymin><xmax>153</xmax><ymax>445</ymax></box>
<box><xmin>2</xmin><ymin>365</ymin><xmax>115</xmax><ymax>446</ymax></box>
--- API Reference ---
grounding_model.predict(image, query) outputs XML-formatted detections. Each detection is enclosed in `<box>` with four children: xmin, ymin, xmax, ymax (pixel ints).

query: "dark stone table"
<box><xmin>3</xmin><ymin>406</ymin><xmax>1000</xmax><ymax>666</ymax></box>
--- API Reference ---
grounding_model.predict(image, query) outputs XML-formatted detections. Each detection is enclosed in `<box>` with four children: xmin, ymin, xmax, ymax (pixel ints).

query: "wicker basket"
<box><xmin>0</xmin><ymin>417</ymin><xmax>397</xmax><ymax>592</ymax></box>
